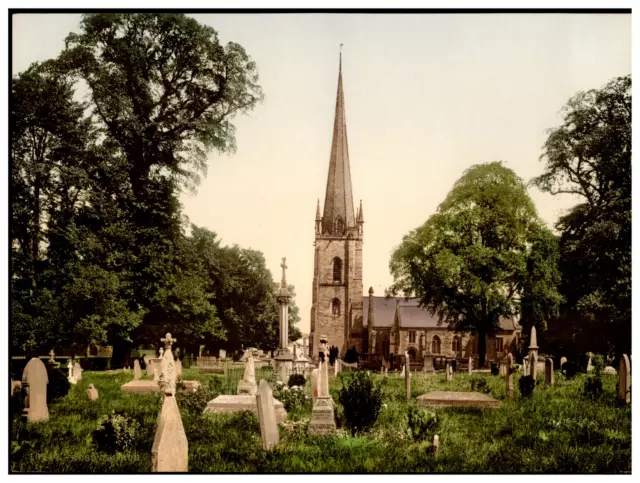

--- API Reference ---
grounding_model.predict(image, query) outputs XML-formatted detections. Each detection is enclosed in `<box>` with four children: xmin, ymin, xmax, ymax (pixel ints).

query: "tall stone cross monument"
<box><xmin>274</xmin><ymin>257</ymin><xmax>293</xmax><ymax>380</ymax></box>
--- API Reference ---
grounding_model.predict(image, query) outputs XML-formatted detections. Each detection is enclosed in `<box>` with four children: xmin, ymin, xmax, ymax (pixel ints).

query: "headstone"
<box><xmin>311</xmin><ymin>368</ymin><xmax>319</xmax><ymax>404</ymax></box>
<box><xmin>334</xmin><ymin>359</ymin><xmax>340</xmax><ymax>376</ymax></box>
<box><xmin>309</xmin><ymin>359</ymin><xmax>336</xmax><ymax>435</ymax></box>
<box><xmin>506</xmin><ymin>353</ymin><xmax>514</xmax><ymax>399</ymax></box>
<box><xmin>255</xmin><ymin>380</ymin><xmax>279</xmax><ymax>451</ymax></box>
<box><xmin>219</xmin><ymin>349</ymin><xmax>226</xmax><ymax>360</ymax></box>
<box><xmin>423</xmin><ymin>354</ymin><xmax>435</xmax><ymax>373</ymax></box>
<box><xmin>545</xmin><ymin>358</ymin><xmax>554</xmax><ymax>386</ymax></box>
<box><xmin>559</xmin><ymin>356</ymin><xmax>567</xmax><ymax>368</ymax></box>
<box><xmin>22</xmin><ymin>357</ymin><xmax>49</xmax><ymax>423</ymax></box>
<box><xmin>618</xmin><ymin>354</ymin><xmax>630</xmax><ymax>404</ymax></box>
<box><xmin>238</xmin><ymin>356</ymin><xmax>257</xmax><ymax>395</ymax></box>
<box><xmin>87</xmin><ymin>383</ymin><xmax>99</xmax><ymax>401</ymax></box>
<box><xmin>48</xmin><ymin>349</ymin><xmax>56</xmax><ymax>365</ymax></box>
<box><xmin>67</xmin><ymin>360</ymin><xmax>77</xmax><ymax>385</ymax></box>
<box><xmin>446</xmin><ymin>362</ymin><xmax>452</xmax><ymax>381</ymax></box>
<box><xmin>73</xmin><ymin>362</ymin><xmax>83</xmax><ymax>381</ymax></box>
<box><xmin>433</xmin><ymin>435</ymin><xmax>439</xmax><ymax>457</ymax></box>
<box><xmin>405</xmin><ymin>351</ymin><xmax>411</xmax><ymax>401</ymax></box>
<box><xmin>133</xmin><ymin>359</ymin><xmax>142</xmax><ymax>380</ymax></box>
<box><xmin>468</xmin><ymin>356</ymin><xmax>473</xmax><ymax>374</ymax></box>
<box><xmin>400</xmin><ymin>365</ymin><xmax>405</xmax><ymax>378</ymax></box>
<box><xmin>152</xmin><ymin>333</ymin><xmax>188</xmax><ymax>472</ymax></box>
<box><xmin>159</xmin><ymin>347</ymin><xmax>164</xmax><ymax>358</ymax></box>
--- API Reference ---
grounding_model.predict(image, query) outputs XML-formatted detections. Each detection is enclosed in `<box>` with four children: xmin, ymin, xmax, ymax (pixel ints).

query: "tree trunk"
<box><xmin>478</xmin><ymin>327</ymin><xmax>487</xmax><ymax>368</ymax></box>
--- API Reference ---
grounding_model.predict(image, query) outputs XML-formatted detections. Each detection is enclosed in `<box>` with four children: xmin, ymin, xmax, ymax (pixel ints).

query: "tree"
<box><xmin>531</xmin><ymin>75</ymin><xmax>631</xmax><ymax>358</ymax></box>
<box><xmin>389</xmin><ymin>162</ymin><xmax>562</xmax><ymax>367</ymax></box>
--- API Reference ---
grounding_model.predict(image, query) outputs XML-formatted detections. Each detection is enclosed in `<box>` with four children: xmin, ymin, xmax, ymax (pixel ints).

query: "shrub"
<box><xmin>518</xmin><ymin>375</ymin><xmax>535</xmax><ymax>398</ymax></box>
<box><xmin>273</xmin><ymin>382</ymin><xmax>312</xmax><ymax>412</ymax></box>
<box><xmin>344</xmin><ymin>346</ymin><xmax>359</xmax><ymax>364</ymax></box>
<box><xmin>176</xmin><ymin>383</ymin><xmax>219</xmax><ymax>416</ymax></box>
<box><xmin>470</xmin><ymin>375</ymin><xmax>491</xmax><ymax>394</ymax></box>
<box><xmin>562</xmin><ymin>361</ymin><xmax>579</xmax><ymax>379</ymax></box>
<box><xmin>46</xmin><ymin>366</ymin><xmax>70</xmax><ymax>404</ymax></box>
<box><xmin>288</xmin><ymin>373</ymin><xmax>306</xmax><ymax>388</ymax></box>
<box><xmin>407</xmin><ymin>405</ymin><xmax>439</xmax><ymax>441</ymax></box>
<box><xmin>584</xmin><ymin>376</ymin><xmax>603</xmax><ymax>399</ymax></box>
<box><xmin>490</xmin><ymin>363</ymin><xmax>499</xmax><ymax>376</ymax></box>
<box><xmin>338</xmin><ymin>371</ymin><xmax>382</xmax><ymax>435</ymax></box>
<box><xmin>92</xmin><ymin>411</ymin><xmax>140</xmax><ymax>454</ymax></box>
<box><xmin>591</xmin><ymin>354</ymin><xmax>605</xmax><ymax>377</ymax></box>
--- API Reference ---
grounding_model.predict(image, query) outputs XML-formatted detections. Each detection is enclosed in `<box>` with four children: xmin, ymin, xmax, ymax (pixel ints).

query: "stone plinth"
<box><xmin>120</xmin><ymin>380</ymin><xmax>201</xmax><ymax>393</ymax></box>
<box><xmin>204</xmin><ymin>395</ymin><xmax>287</xmax><ymax>423</ymax></box>
<box><xmin>308</xmin><ymin>397</ymin><xmax>336</xmax><ymax>435</ymax></box>
<box><xmin>417</xmin><ymin>391</ymin><xmax>501</xmax><ymax>409</ymax></box>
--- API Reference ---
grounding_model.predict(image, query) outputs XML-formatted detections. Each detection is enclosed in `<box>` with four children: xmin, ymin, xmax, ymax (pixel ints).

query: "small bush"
<box><xmin>584</xmin><ymin>376</ymin><xmax>603</xmax><ymax>399</ymax></box>
<box><xmin>92</xmin><ymin>411</ymin><xmax>140</xmax><ymax>454</ymax></box>
<box><xmin>46</xmin><ymin>366</ymin><xmax>70</xmax><ymax>404</ymax></box>
<box><xmin>273</xmin><ymin>382</ymin><xmax>312</xmax><ymax>412</ymax></box>
<box><xmin>470</xmin><ymin>375</ymin><xmax>491</xmax><ymax>394</ymax></box>
<box><xmin>562</xmin><ymin>361</ymin><xmax>579</xmax><ymax>379</ymax></box>
<box><xmin>407</xmin><ymin>405</ymin><xmax>438</xmax><ymax>441</ymax></box>
<box><xmin>176</xmin><ymin>383</ymin><xmax>219</xmax><ymax>416</ymax></box>
<box><xmin>518</xmin><ymin>375</ymin><xmax>535</xmax><ymax>398</ymax></box>
<box><xmin>591</xmin><ymin>354</ymin><xmax>605</xmax><ymax>377</ymax></box>
<box><xmin>338</xmin><ymin>371</ymin><xmax>382</xmax><ymax>435</ymax></box>
<box><xmin>288</xmin><ymin>373</ymin><xmax>306</xmax><ymax>388</ymax></box>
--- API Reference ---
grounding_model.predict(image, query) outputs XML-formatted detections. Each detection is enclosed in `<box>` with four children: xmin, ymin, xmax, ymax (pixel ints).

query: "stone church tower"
<box><xmin>309</xmin><ymin>55</ymin><xmax>365</xmax><ymax>360</ymax></box>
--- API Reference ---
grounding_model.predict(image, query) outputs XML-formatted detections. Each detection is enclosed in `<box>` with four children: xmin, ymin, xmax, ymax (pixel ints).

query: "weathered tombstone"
<box><xmin>133</xmin><ymin>359</ymin><xmax>142</xmax><ymax>380</ymax></box>
<box><xmin>238</xmin><ymin>356</ymin><xmax>257</xmax><ymax>396</ymax></box>
<box><xmin>152</xmin><ymin>333</ymin><xmax>188</xmax><ymax>472</ymax></box>
<box><xmin>423</xmin><ymin>354</ymin><xmax>435</xmax><ymax>373</ymax></box>
<box><xmin>22</xmin><ymin>357</ymin><xmax>49</xmax><ymax>423</ymax></box>
<box><xmin>618</xmin><ymin>354</ymin><xmax>630</xmax><ymax>404</ymax></box>
<box><xmin>309</xmin><ymin>359</ymin><xmax>336</xmax><ymax>435</ymax></box>
<box><xmin>311</xmin><ymin>368</ymin><xmax>319</xmax><ymax>404</ymax></box>
<box><xmin>433</xmin><ymin>435</ymin><xmax>439</xmax><ymax>457</ymax></box>
<box><xmin>159</xmin><ymin>347</ymin><xmax>164</xmax><ymax>358</ymax></box>
<box><xmin>603</xmin><ymin>366</ymin><xmax>617</xmax><ymax>375</ymax></box>
<box><xmin>505</xmin><ymin>353</ymin><xmax>514</xmax><ymax>399</ymax></box>
<box><xmin>87</xmin><ymin>383</ymin><xmax>99</xmax><ymax>401</ymax></box>
<box><xmin>73</xmin><ymin>362</ymin><xmax>83</xmax><ymax>381</ymax></box>
<box><xmin>560</xmin><ymin>356</ymin><xmax>567</xmax><ymax>369</ymax></box>
<box><xmin>468</xmin><ymin>356</ymin><xmax>473</xmax><ymax>374</ymax></box>
<box><xmin>255</xmin><ymin>380</ymin><xmax>279</xmax><ymax>451</ymax></box>
<box><xmin>219</xmin><ymin>349</ymin><xmax>227</xmax><ymax>360</ymax></box>
<box><xmin>405</xmin><ymin>351</ymin><xmax>411</xmax><ymax>401</ymax></box>
<box><xmin>67</xmin><ymin>360</ymin><xmax>77</xmax><ymax>385</ymax></box>
<box><xmin>400</xmin><ymin>365</ymin><xmax>405</xmax><ymax>378</ymax></box>
<box><xmin>446</xmin><ymin>361</ymin><xmax>453</xmax><ymax>381</ymax></box>
<box><xmin>545</xmin><ymin>358</ymin><xmax>554</xmax><ymax>386</ymax></box>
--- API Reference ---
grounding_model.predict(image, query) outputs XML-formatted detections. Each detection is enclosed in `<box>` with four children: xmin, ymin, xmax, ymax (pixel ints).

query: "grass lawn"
<box><xmin>10</xmin><ymin>367</ymin><xmax>631</xmax><ymax>473</ymax></box>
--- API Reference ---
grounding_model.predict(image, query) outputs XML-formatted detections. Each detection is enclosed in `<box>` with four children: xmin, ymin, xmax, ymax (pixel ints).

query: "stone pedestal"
<box><xmin>308</xmin><ymin>397</ymin><xmax>336</xmax><ymax>435</ymax></box>
<box><xmin>274</xmin><ymin>349</ymin><xmax>293</xmax><ymax>383</ymax></box>
<box><xmin>204</xmin><ymin>395</ymin><xmax>288</xmax><ymax>423</ymax></box>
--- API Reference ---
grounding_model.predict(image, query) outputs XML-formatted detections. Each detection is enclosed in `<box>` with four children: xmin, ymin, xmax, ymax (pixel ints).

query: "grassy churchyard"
<box><xmin>10</xmin><ymin>366</ymin><xmax>631</xmax><ymax>473</ymax></box>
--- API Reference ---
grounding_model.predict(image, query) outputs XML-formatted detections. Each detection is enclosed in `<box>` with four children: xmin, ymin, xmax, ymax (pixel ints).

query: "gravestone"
<box><xmin>219</xmin><ymin>349</ymin><xmax>227</xmax><ymax>360</ymax></box>
<box><xmin>133</xmin><ymin>359</ymin><xmax>142</xmax><ymax>380</ymax></box>
<box><xmin>468</xmin><ymin>356</ymin><xmax>473</xmax><ymax>374</ymax></box>
<box><xmin>433</xmin><ymin>435</ymin><xmax>439</xmax><ymax>457</ymax></box>
<box><xmin>618</xmin><ymin>354</ymin><xmax>630</xmax><ymax>404</ymax></box>
<box><xmin>238</xmin><ymin>356</ymin><xmax>257</xmax><ymax>396</ymax></box>
<box><xmin>545</xmin><ymin>358</ymin><xmax>554</xmax><ymax>386</ymax></box>
<box><xmin>446</xmin><ymin>362</ymin><xmax>452</xmax><ymax>381</ymax></box>
<box><xmin>67</xmin><ymin>360</ymin><xmax>77</xmax><ymax>385</ymax></box>
<box><xmin>151</xmin><ymin>333</ymin><xmax>188</xmax><ymax>472</ymax></box>
<box><xmin>256</xmin><ymin>380</ymin><xmax>279</xmax><ymax>451</ymax></box>
<box><xmin>405</xmin><ymin>351</ymin><xmax>411</xmax><ymax>401</ymax></box>
<box><xmin>309</xmin><ymin>360</ymin><xmax>336</xmax><ymax>435</ymax></box>
<box><xmin>87</xmin><ymin>383</ymin><xmax>99</xmax><ymax>401</ymax></box>
<box><xmin>22</xmin><ymin>357</ymin><xmax>49</xmax><ymax>423</ymax></box>
<box><xmin>11</xmin><ymin>379</ymin><xmax>22</xmax><ymax>396</ymax></box>
<box><xmin>48</xmin><ymin>349</ymin><xmax>57</xmax><ymax>366</ymax></box>
<box><xmin>586</xmin><ymin>355</ymin><xmax>593</xmax><ymax>373</ymax></box>
<box><xmin>73</xmin><ymin>362</ymin><xmax>83</xmax><ymax>381</ymax></box>
<box><xmin>506</xmin><ymin>353</ymin><xmax>514</xmax><ymax>399</ymax></box>
<box><xmin>417</xmin><ymin>391</ymin><xmax>500</xmax><ymax>409</ymax></box>
<box><xmin>400</xmin><ymin>365</ymin><xmax>405</xmax><ymax>378</ymax></box>
<box><xmin>147</xmin><ymin>359</ymin><xmax>154</xmax><ymax>377</ymax></box>
<box><xmin>560</xmin><ymin>356</ymin><xmax>567</xmax><ymax>369</ymax></box>
<box><xmin>423</xmin><ymin>354</ymin><xmax>435</xmax><ymax>373</ymax></box>
<box><xmin>603</xmin><ymin>366</ymin><xmax>616</xmax><ymax>375</ymax></box>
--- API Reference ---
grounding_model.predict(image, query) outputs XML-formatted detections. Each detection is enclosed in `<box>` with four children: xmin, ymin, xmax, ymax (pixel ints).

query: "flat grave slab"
<box><xmin>204</xmin><ymin>395</ymin><xmax>288</xmax><ymax>423</ymax></box>
<box><xmin>120</xmin><ymin>379</ymin><xmax>201</xmax><ymax>393</ymax></box>
<box><xmin>417</xmin><ymin>391</ymin><xmax>500</xmax><ymax>409</ymax></box>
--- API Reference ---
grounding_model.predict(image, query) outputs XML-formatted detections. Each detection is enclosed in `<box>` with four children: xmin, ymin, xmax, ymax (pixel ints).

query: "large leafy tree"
<box><xmin>389</xmin><ymin>162</ymin><xmax>562</xmax><ymax>367</ymax></box>
<box><xmin>531</xmin><ymin>75</ymin><xmax>631</xmax><ymax>358</ymax></box>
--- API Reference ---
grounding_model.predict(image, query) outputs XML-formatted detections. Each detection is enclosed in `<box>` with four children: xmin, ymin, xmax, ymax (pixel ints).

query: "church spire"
<box><xmin>322</xmin><ymin>49</ymin><xmax>355</xmax><ymax>235</ymax></box>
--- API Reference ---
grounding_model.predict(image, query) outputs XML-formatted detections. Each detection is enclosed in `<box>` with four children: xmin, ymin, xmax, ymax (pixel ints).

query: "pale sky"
<box><xmin>12</xmin><ymin>13</ymin><xmax>632</xmax><ymax>335</ymax></box>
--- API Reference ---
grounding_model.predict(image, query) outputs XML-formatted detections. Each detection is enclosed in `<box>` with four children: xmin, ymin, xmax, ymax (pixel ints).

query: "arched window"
<box><xmin>335</xmin><ymin>216</ymin><xmax>344</xmax><ymax>235</ymax></box>
<box><xmin>332</xmin><ymin>257</ymin><xmax>342</xmax><ymax>282</ymax></box>
<box><xmin>452</xmin><ymin>335</ymin><xmax>461</xmax><ymax>353</ymax></box>
<box><xmin>332</xmin><ymin>298</ymin><xmax>341</xmax><ymax>316</ymax></box>
<box><xmin>431</xmin><ymin>335</ymin><xmax>441</xmax><ymax>354</ymax></box>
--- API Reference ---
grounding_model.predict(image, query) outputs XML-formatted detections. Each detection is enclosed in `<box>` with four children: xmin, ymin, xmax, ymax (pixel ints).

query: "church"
<box><xmin>308</xmin><ymin>56</ymin><xmax>521</xmax><ymax>366</ymax></box>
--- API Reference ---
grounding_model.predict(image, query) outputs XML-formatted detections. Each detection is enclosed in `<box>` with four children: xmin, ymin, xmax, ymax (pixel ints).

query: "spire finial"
<box><xmin>339</xmin><ymin>43</ymin><xmax>343</xmax><ymax>71</ymax></box>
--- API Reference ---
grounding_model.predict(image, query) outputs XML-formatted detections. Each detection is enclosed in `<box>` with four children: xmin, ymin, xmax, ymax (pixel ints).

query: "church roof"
<box><xmin>321</xmin><ymin>54</ymin><xmax>356</xmax><ymax>234</ymax></box>
<box><xmin>363</xmin><ymin>295</ymin><xmax>520</xmax><ymax>331</ymax></box>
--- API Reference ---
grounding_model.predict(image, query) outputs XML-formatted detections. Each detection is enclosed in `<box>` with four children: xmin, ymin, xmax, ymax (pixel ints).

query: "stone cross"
<box><xmin>545</xmin><ymin>358</ymin><xmax>554</xmax><ymax>386</ymax></box>
<box><xmin>158</xmin><ymin>333</ymin><xmax>177</xmax><ymax>396</ymax></box>
<box><xmin>133</xmin><ymin>359</ymin><xmax>142</xmax><ymax>380</ymax></box>
<box><xmin>256</xmin><ymin>380</ymin><xmax>279</xmax><ymax>451</ymax></box>
<box><xmin>618</xmin><ymin>354</ymin><xmax>630</xmax><ymax>404</ymax></box>
<box><xmin>22</xmin><ymin>357</ymin><xmax>49</xmax><ymax>423</ymax></box>
<box><xmin>280</xmin><ymin>257</ymin><xmax>288</xmax><ymax>287</ymax></box>
<box><xmin>161</xmin><ymin>333</ymin><xmax>176</xmax><ymax>351</ymax></box>
<box><xmin>48</xmin><ymin>349</ymin><xmax>56</xmax><ymax>364</ymax></box>
<box><xmin>404</xmin><ymin>351</ymin><xmax>411</xmax><ymax>401</ymax></box>
<box><xmin>506</xmin><ymin>353</ymin><xmax>514</xmax><ymax>399</ymax></box>
<box><xmin>87</xmin><ymin>383</ymin><xmax>99</xmax><ymax>401</ymax></box>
